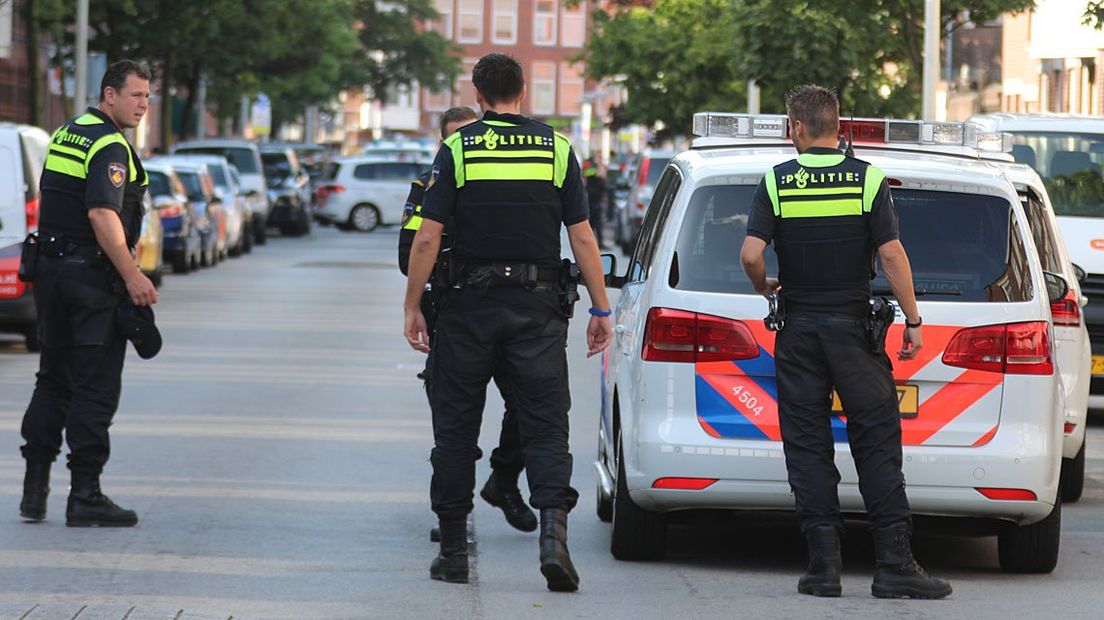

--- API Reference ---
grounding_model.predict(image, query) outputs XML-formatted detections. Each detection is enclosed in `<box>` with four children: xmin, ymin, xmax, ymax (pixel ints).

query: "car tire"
<box><xmin>1061</xmin><ymin>440</ymin><xmax>1086</xmax><ymax>503</ymax></box>
<box><xmin>597</xmin><ymin>438</ymin><xmax>613</xmax><ymax>523</ymax></box>
<box><xmin>242</xmin><ymin>225</ymin><xmax>254</xmax><ymax>253</ymax></box>
<box><xmin>997</xmin><ymin>495</ymin><xmax>1061</xmax><ymax>573</ymax></box>
<box><xmin>24</xmin><ymin>327</ymin><xmax>39</xmax><ymax>353</ymax></box>
<box><xmin>611</xmin><ymin>430</ymin><xmax>667</xmax><ymax>561</ymax></box>
<box><xmin>294</xmin><ymin>209</ymin><xmax>312</xmax><ymax>236</ymax></box>
<box><xmin>172</xmin><ymin>253</ymin><xmax>189</xmax><ymax>274</ymax></box>
<box><xmin>254</xmin><ymin>221</ymin><xmax>268</xmax><ymax>245</ymax></box>
<box><xmin>349</xmin><ymin>204</ymin><xmax>380</xmax><ymax>232</ymax></box>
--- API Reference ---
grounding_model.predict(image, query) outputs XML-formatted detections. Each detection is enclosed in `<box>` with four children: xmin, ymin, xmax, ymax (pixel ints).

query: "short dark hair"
<box><xmin>439</xmin><ymin>106</ymin><xmax>478</xmax><ymax>140</ymax></box>
<box><xmin>784</xmin><ymin>84</ymin><xmax>839</xmax><ymax>139</ymax></box>
<box><xmin>100</xmin><ymin>60</ymin><xmax>151</xmax><ymax>101</ymax></box>
<box><xmin>472</xmin><ymin>53</ymin><xmax>524</xmax><ymax>106</ymax></box>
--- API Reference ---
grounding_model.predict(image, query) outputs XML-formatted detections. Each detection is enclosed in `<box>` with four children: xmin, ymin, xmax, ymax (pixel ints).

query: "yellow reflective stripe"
<box><xmin>49</xmin><ymin>143</ymin><xmax>87</xmax><ymax>159</ymax></box>
<box><xmin>779</xmin><ymin>199</ymin><xmax>863</xmax><ymax>218</ymax></box>
<box><xmin>863</xmin><ymin>165</ymin><xmax>886</xmax><ymax>213</ymax></box>
<box><xmin>796</xmin><ymin>152</ymin><xmax>845</xmax><ymax>167</ymax></box>
<box><xmin>483</xmin><ymin>120</ymin><xmax>518</xmax><ymax>127</ymax></box>
<box><xmin>445</xmin><ymin>132</ymin><xmax>464</xmax><ymax>188</ymax></box>
<box><xmin>73</xmin><ymin>113</ymin><xmax>104</xmax><ymax>126</ymax></box>
<box><xmin>402</xmin><ymin>215</ymin><xmax>424</xmax><ymax>231</ymax></box>
<box><xmin>45</xmin><ymin>155</ymin><xmax>87</xmax><ymax>178</ymax></box>
<box><xmin>553</xmin><ymin>133</ymin><xmax>571</xmax><ymax>188</ymax></box>
<box><xmin>765</xmin><ymin>170</ymin><xmax>780</xmax><ymax>217</ymax></box>
<box><xmin>777</xmin><ymin>186</ymin><xmax>862</xmax><ymax>198</ymax></box>
<box><xmin>86</xmin><ymin>133</ymin><xmax>136</xmax><ymax>180</ymax></box>
<box><xmin>464</xmin><ymin>149</ymin><xmax>554</xmax><ymax>159</ymax></box>
<box><xmin>465</xmin><ymin>162</ymin><xmax>554</xmax><ymax>181</ymax></box>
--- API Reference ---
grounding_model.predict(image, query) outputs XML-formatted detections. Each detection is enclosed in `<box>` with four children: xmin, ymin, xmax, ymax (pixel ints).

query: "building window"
<box><xmin>428</xmin><ymin>0</ymin><xmax>453</xmax><ymax>40</ymax></box>
<box><xmin>533</xmin><ymin>0</ymin><xmax>557</xmax><ymax>46</ymax></box>
<box><xmin>456</xmin><ymin>58</ymin><xmax>479</xmax><ymax>109</ymax></box>
<box><xmin>559</xmin><ymin>62</ymin><xmax>583</xmax><ymax>115</ymax></box>
<box><xmin>458</xmin><ymin>0</ymin><xmax>483</xmax><ymax>44</ymax></box>
<box><xmin>560</xmin><ymin>1</ymin><xmax>585</xmax><ymax>48</ymax></box>
<box><xmin>424</xmin><ymin>83</ymin><xmax>451</xmax><ymax>112</ymax></box>
<box><xmin>531</xmin><ymin>62</ymin><xmax>556</xmax><ymax>115</ymax></box>
<box><xmin>492</xmin><ymin>0</ymin><xmax>517</xmax><ymax>45</ymax></box>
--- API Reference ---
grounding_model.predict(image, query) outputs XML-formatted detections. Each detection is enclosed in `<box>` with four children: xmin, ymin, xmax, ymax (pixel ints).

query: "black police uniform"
<box><xmin>397</xmin><ymin>172</ymin><xmax>527</xmax><ymax>492</ymax></box>
<box><xmin>421</xmin><ymin>111</ymin><xmax>588</xmax><ymax>523</ymax></box>
<box><xmin>746</xmin><ymin>146</ymin><xmax>910</xmax><ymax>533</ymax></box>
<box><xmin>21</xmin><ymin>107</ymin><xmax>147</xmax><ymax>479</ymax></box>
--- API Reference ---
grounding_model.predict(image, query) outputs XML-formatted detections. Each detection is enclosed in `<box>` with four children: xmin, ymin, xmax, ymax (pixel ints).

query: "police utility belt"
<box><xmin>448</xmin><ymin>258</ymin><xmax>582</xmax><ymax>319</ymax></box>
<box><xmin>764</xmin><ymin>295</ymin><xmax>896</xmax><ymax>355</ymax></box>
<box><xmin>18</xmin><ymin>232</ymin><xmax>109</xmax><ymax>284</ymax></box>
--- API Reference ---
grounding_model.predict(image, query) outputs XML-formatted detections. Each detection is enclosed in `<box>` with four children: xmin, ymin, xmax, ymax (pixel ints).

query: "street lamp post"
<box><xmin>922</xmin><ymin>0</ymin><xmax>940</xmax><ymax>120</ymax></box>
<box><xmin>74</xmin><ymin>0</ymin><xmax>88</xmax><ymax>114</ymax></box>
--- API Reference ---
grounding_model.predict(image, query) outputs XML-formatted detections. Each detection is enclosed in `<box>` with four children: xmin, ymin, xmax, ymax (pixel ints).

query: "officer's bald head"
<box><xmin>785</xmin><ymin>85</ymin><xmax>840</xmax><ymax>140</ymax></box>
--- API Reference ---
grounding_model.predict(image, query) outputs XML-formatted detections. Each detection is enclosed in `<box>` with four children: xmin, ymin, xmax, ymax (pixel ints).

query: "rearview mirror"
<box><xmin>1043</xmin><ymin>271</ymin><xmax>1070</xmax><ymax>304</ymax></box>
<box><xmin>1072</xmin><ymin>263</ymin><xmax>1087</xmax><ymax>284</ymax></box>
<box><xmin>602</xmin><ymin>253</ymin><xmax>627</xmax><ymax>289</ymax></box>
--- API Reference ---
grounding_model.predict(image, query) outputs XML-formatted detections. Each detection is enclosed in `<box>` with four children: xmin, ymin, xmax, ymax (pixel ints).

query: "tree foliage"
<box><xmin>31</xmin><ymin>0</ymin><xmax>459</xmax><ymax>142</ymax></box>
<box><xmin>583</xmin><ymin>0</ymin><xmax>1035</xmax><ymax>140</ymax></box>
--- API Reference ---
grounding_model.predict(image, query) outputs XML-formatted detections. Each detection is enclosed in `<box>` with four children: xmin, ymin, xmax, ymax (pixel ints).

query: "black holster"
<box><xmin>17</xmin><ymin>232</ymin><xmax>39</xmax><ymax>283</ymax></box>
<box><xmin>559</xmin><ymin>259</ymin><xmax>581</xmax><ymax>319</ymax></box>
<box><xmin>866</xmin><ymin>297</ymin><xmax>895</xmax><ymax>354</ymax></box>
<box><xmin>764</xmin><ymin>294</ymin><xmax>786</xmax><ymax>332</ymax></box>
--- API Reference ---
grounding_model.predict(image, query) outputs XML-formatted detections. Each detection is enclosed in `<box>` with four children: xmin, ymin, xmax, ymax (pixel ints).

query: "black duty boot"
<box><xmin>539</xmin><ymin>508</ymin><xmax>579</xmax><ymax>592</ymax></box>
<box><xmin>798</xmin><ymin>525</ymin><xmax>842</xmax><ymax>597</ymax></box>
<box><xmin>66</xmin><ymin>472</ymin><xmax>138</xmax><ymax>528</ymax></box>
<box><xmin>480</xmin><ymin>469</ymin><xmax>538</xmax><ymax>532</ymax></box>
<box><xmin>430</xmin><ymin>519</ymin><xmax>469</xmax><ymax>584</ymax></box>
<box><xmin>871</xmin><ymin>523</ymin><xmax>952</xmax><ymax>599</ymax></box>
<box><xmin>20</xmin><ymin>462</ymin><xmax>51</xmax><ymax>522</ymax></box>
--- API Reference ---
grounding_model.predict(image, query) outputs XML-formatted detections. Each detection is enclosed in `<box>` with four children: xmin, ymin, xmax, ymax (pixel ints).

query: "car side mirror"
<box><xmin>602</xmin><ymin>253</ymin><xmax>627</xmax><ymax>288</ymax></box>
<box><xmin>1072</xmin><ymin>263</ymin><xmax>1087</xmax><ymax>284</ymax></box>
<box><xmin>1043</xmin><ymin>271</ymin><xmax>1070</xmax><ymax>304</ymax></box>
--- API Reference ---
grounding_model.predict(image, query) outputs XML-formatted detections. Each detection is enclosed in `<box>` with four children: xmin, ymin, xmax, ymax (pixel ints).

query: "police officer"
<box><xmin>740</xmin><ymin>85</ymin><xmax>951</xmax><ymax>599</ymax></box>
<box><xmin>582</xmin><ymin>157</ymin><xmax>606</xmax><ymax>247</ymax></box>
<box><xmin>403</xmin><ymin>53</ymin><xmax>612</xmax><ymax>592</ymax></box>
<box><xmin>19</xmin><ymin>60</ymin><xmax>156</xmax><ymax>528</ymax></box>
<box><xmin>399</xmin><ymin>106</ymin><xmax>537</xmax><ymax>539</ymax></box>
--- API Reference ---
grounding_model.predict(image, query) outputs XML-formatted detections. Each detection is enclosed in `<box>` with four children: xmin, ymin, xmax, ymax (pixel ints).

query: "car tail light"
<box><xmin>1050</xmin><ymin>290</ymin><xmax>1081</xmax><ymax>327</ymax></box>
<box><xmin>637</xmin><ymin>159</ymin><xmax>650</xmax><ymax>187</ymax></box>
<box><xmin>976</xmin><ymin>488</ymin><xmax>1037</xmax><ymax>501</ymax></box>
<box><xmin>159</xmin><ymin>203</ymin><xmax>185</xmax><ymax>218</ymax></box>
<box><xmin>652</xmin><ymin>477</ymin><xmax>717</xmax><ymax>490</ymax></box>
<box><xmin>1065</xmin><ymin>422</ymin><xmax>1076</xmax><ymax>434</ymax></box>
<box><xmin>642</xmin><ymin>308</ymin><xmax>760</xmax><ymax>363</ymax></box>
<box><xmin>942</xmin><ymin>321</ymin><xmax>1052</xmax><ymax>375</ymax></box>
<box><xmin>25</xmin><ymin>198</ymin><xmax>39</xmax><ymax>230</ymax></box>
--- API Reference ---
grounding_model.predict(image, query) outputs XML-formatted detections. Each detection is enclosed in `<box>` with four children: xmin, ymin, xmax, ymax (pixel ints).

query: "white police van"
<box><xmin>596</xmin><ymin>114</ymin><xmax>1086</xmax><ymax>574</ymax></box>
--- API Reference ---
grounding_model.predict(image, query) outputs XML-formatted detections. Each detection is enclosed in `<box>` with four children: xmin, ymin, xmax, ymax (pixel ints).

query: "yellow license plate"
<box><xmin>832</xmin><ymin>385</ymin><xmax>919</xmax><ymax>419</ymax></box>
<box><xmin>1093</xmin><ymin>356</ymin><xmax>1104</xmax><ymax>376</ymax></box>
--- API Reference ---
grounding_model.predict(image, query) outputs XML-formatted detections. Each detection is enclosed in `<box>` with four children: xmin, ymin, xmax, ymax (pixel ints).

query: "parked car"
<box><xmin>969</xmin><ymin>113</ymin><xmax>1104</xmax><ymax>413</ymax></box>
<box><xmin>146</xmin><ymin>161</ymin><xmax>202</xmax><ymax>273</ymax></box>
<box><xmin>596</xmin><ymin>113</ymin><xmax>1078</xmax><ymax>574</ymax></box>
<box><xmin>362</xmin><ymin>138</ymin><xmax>436</xmax><ymax>161</ymax></box>
<box><xmin>164</xmin><ymin>160</ymin><xmax>224</xmax><ymax>267</ymax></box>
<box><xmin>168</xmin><ymin>154</ymin><xmax>251</xmax><ymax>256</ymax></box>
<box><xmin>0</xmin><ymin>122</ymin><xmax>49</xmax><ymax>351</ymax></box>
<box><xmin>314</xmin><ymin>157</ymin><xmax>432</xmax><ymax>232</ymax></box>
<box><xmin>135</xmin><ymin>191</ymin><xmax>164</xmax><ymax>287</ymax></box>
<box><xmin>173</xmin><ymin>139</ymin><xmax>271</xmax><ymax>245</ymax></box>
<box><xmin>259</xmin><ymin>145</ymin><xmax>312</xmax><ymax>237</ymax></box>
<box><xmin>617</xmin><ymin>150</ymin><xmax>674</xmax><ymax>253</ymax></box>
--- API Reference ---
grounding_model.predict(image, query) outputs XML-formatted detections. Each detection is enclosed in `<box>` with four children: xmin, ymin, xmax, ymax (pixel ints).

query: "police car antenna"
<box><xmin>844</xmin><ymin>110</ymin><xmax>856</xmax><ymax>157</ymax></box>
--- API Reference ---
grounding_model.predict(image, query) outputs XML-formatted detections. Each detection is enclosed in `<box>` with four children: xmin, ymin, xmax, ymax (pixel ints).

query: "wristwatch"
<box><xmin>906</xmin><ymin>316</ymin><xmax>923</xmax><ymax>328</ymax></box>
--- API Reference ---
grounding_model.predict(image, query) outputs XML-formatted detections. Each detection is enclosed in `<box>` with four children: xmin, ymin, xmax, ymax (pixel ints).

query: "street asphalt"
<box><xmin>0</xmin><ymin>225</ymin><xmax>1103</xmax><ymax>619</ymax></box>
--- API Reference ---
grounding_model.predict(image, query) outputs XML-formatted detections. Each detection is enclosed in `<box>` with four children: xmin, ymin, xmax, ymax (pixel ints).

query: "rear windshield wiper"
<box><xmin>872</xmin><ymin>287</ymin><xmax>963</xmax><ymax>297</ymax></box>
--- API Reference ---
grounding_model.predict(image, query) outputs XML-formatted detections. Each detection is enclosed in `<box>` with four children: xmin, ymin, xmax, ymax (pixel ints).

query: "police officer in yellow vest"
<box><xmin>19</xmin><ymin>60</ymin><xmax>156</xmax><ymax>528</ymax></box>
<box><xmin>399</xmin><ymin>106</ymin><xmax>537</xmax><ymax>541</ymax></box>
<box><xmin>740</xmin><ymin>85</ymin><xmax>951</xmax><ymax>599</ymax></box>
<box><xmin>404</xmin><ymin>53</ymin><xmax>612</xmax><ymax>592</ymax></box>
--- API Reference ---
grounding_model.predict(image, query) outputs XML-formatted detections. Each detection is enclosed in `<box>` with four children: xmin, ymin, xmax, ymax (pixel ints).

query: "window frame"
<box><xmin>429</xmin><ymin>0</ymin><xmax>454</xmax><ymax>39</ymax></box>
<box><xmin>560</xmin><ymin>0</ymin><xmax>586</xmax><ymax>47</ymax></box>
<box><xmin>492</xmin><ymin>0</ymin><xmax>518</xmax><ymax>45</ymax></box>
<box><xmin>530</xmin><ymin>61</ymin><xmax>557</xmax><ymax>116</ymax></box>
<box><xmin>628</xmin><ymin>165</ymin><xmax>682</xmax><ymax>283</ymax></box>
<box><xmin>559</xmin><ymin>61</ymin><xmax>584</xmax><ymax>115</ymax></box>
<box><xmin>457</xmin><ymin>0</ymin><xmax>483</xmax><ymax>44</ymax></box>
<box><xmin>533</xmin><ymin>0</ymin><xmax>557</xmax><ymax>46</ymax></box>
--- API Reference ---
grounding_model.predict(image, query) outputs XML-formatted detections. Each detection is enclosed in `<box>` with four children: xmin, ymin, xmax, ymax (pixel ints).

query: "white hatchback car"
<box><xmin>314</xmin><ymin>157</ymin><xmax>431</xmax><ymax>232</ymax></box>
<box><xmin>596</xmin><ymin>114</ymin><xmax>1083</xmax><ymax>574</ymax></box>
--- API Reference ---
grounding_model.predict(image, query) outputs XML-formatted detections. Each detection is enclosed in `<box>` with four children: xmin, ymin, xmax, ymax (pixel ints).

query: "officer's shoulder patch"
<box><xmin>108</xmin><ymin>162</ymin><xmax>127</xmax><ymax>188</ymax></box>
<box><xmin>426</xmin><ymin>165</ymin><xmax>440</xmax><ymax>191</ymax></box>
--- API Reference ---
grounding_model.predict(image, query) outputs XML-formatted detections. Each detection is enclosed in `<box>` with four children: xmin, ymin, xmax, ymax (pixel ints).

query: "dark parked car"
<box><xmin>260</xmin><ymin>145</ymin><xmax>312</xmax><ymax>236</ymax></box>
<box><xmin>146</xmin><ymin>161</ymin><xmax>202</xmax><ymax>273</ymax></box>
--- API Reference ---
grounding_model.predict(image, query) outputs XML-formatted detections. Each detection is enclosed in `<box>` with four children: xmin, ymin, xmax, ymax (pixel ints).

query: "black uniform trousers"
<box><xmin>774</xmin><ymin>311</ymin><xmax>911</xmax><ymax>534</ymax></box>
<box><xmin>427</xmin><ymin>284</ymin><xmax>579</xmax><ymax>520</ymax></box>
<box><xmin>20</xmin><ymin>256</ymin><xmax>127</xmax><ymax>475</ymax></box>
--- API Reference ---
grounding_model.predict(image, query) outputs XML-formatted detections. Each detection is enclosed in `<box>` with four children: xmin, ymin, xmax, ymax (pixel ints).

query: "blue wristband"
<box><xmin>589</xmin><ymin>307</ymin><xmax>612</xmax><ymax>317</ymax></box>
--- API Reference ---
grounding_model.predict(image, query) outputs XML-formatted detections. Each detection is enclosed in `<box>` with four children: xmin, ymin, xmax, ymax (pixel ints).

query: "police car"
<box><xmin>595</xmin><ymin>114</ymin><xmax>1085</xmax><ymax>574</ymax></box>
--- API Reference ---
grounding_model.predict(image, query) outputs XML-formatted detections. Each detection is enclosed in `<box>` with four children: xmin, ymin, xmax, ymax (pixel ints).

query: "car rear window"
<box><xmin>323</xmin><ymin>162</ymin><xmax>341</xmax><ymax>181</ymax></box>
<box><xmin>672</xmin><ymin>184</ymin><xmax>1033</xmax><ymax>302</ymax></box>
<box><xmin>176</xmin><ymin>171</ymin><xmax>205</xmax><ymax>201</ymax></box>
<box><xmin>206</xmin><ymin>164</ymin><xmax>229</xmax><ymax>189</ymax></box>
<box><xmin>176</xmin><ymin>147</ymin><xmax>258</xmax><ymax>174</ymax></box>
<box><xmin>647</xmin><ymin>158</ymin><xmax>670</xmax><ymax>185</ymax></box>
<box><xmin>148</xmin><ymin>171</ymin><xmax>171</xmax><ymax>197</ymax></box>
